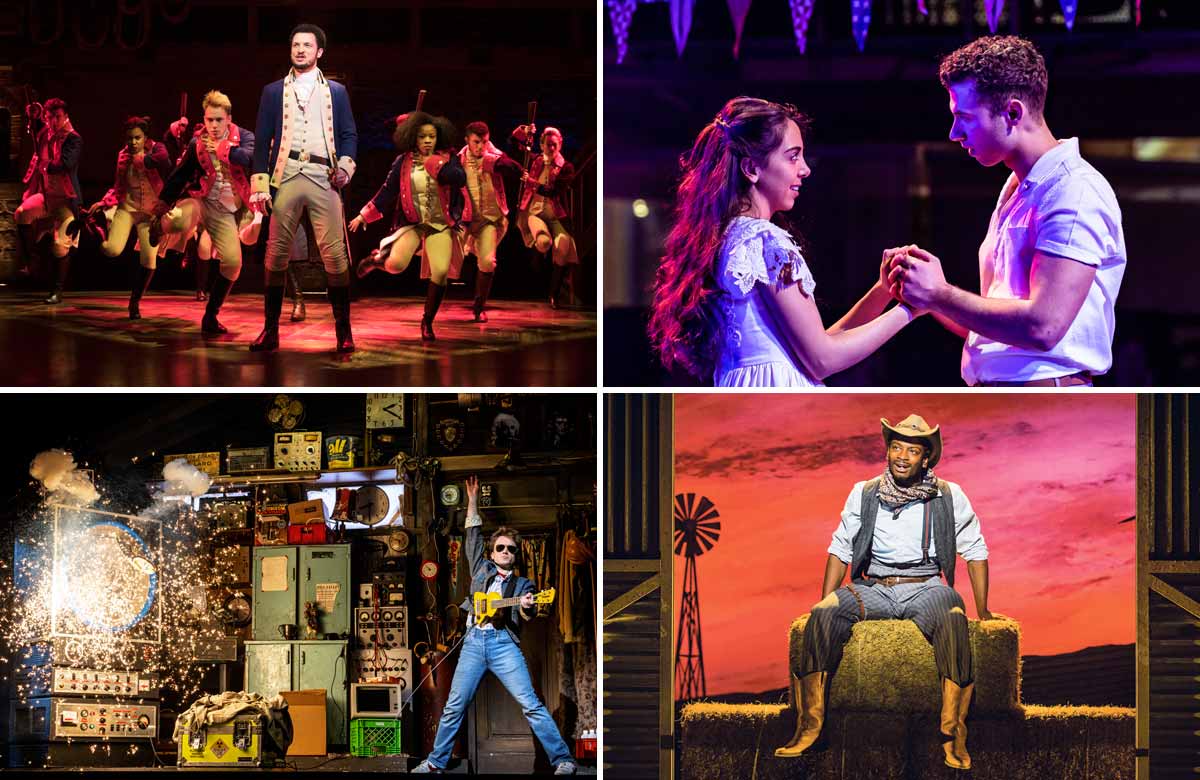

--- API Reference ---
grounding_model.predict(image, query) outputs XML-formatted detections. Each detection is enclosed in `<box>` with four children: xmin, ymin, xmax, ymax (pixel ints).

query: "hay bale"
<box><xmin>679</xmin><ymin>703</ymin><xmax>906</xmax><ymax>780</ymax></box>
<box><xmin>908</xmin><ymin>706</ymin><xmax>1134</xmax><ymax>780</ymax></box>
<box><xmin>786</xmin><ymin>613</ymin><xmax>1021</xmax><ymax>714</ymax></box>
<box><xmin>680</xmin><ymin>702</ymin><xmax>1134</xmax><ymax>780</ymax></box>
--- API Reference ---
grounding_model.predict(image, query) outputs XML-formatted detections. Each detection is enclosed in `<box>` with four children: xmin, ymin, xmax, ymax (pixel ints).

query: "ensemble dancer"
<box><xmin>350</xmin><ymin>111</ymin><xmax>468</xmax><ymax>341</ymax></box>
<box><xmin>14</xmin><ymin>98</ymin><xmax>82</xmax><ymax>304</ymax></box>
<box><xmin>153</xmin><ymin>90</ymin><xmax>259</xmax><ymax>335</ymax></box>
<box><xmin>648</xmin><ymin>96</ymin><xmax>922</xmax><ymax>387</ymax></box>
<box><xmin>249</xmin><ymin>22</ymin><xmax>358</xmax><ymax>353</ymax></box>
<box><xmin>161</xmin><ymin>115</ymin><xmax>217</xmax><ymax>302</ymax></box>
<box><xmin>886</xmin><ymin>36</ymin><xmax>1127</xmax><ymax>387</ymax></box>
<box><xmin>511</xmin><ymin>124</ymin><xmax>578</xmax><ymax>308</ymax></box>
<box><xmin>411</xmin><ymin>476</ymin><xmax>577</xmax><ymax>775</ymax></box>
<box><xmin>459</xmin><ymin>121</ymin><xmax>522</xmax><ymax>323</ymax></box>
<box><xmin>89</xmin><ymin>116</ymin><xmax>172</xmax><ymax>319</ymax></box>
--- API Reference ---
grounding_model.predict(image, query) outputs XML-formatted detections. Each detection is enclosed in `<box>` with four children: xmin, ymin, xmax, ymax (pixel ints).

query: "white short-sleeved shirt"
<box><xmin>962</xmin><ymin>138</ymin><xmax>1126</xmax><ymax>385</ymax></box>
<box><xmin>828</xmin><ymin>479</ymin><xmax>989</xmax><ymax>565</ymax></box>
<box><xmin>713</xmin><ymin>216</ymin><xmax>822</xmax><ymax>388</ymax></box>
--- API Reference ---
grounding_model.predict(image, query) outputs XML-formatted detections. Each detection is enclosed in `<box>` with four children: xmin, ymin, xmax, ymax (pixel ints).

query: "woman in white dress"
<box><xmin>649</xmin><ymin>97</ymin><xmax>923</xmax><ymax>386</ymax></box>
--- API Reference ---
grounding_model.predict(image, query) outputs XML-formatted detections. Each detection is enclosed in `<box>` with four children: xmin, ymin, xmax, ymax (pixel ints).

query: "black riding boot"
<box><xmin>203</xmin><ymin>275</ymin><xmax>234</xmax><ymax>335</ymax></box>
<box><xmin>289</xmin><ymin>265</ymin><xmax>307</xmax><ymax>322</ymax></box>
<box><xmin>250</xmin><ymin>285</ymin><xmax>285</xmax><ymax>351</ymax></box>
<box><xmin>327</xmin><ymin>285</ymin><xmax>355</xmax><ymax>353</ymax></box>
<box><xmin>421</xmin><ymin>282</ymin><xmax>447</xmax><ymax>341</ymax></box>
<box><xmin>473</xmin><ymin>271</ymin><xmax>494</xmax><ymax>322</ymax></box>
<box><xmin>129</xmin><ymin>266</ymin><xmax>155</xmax><ymax>319</ymax></box>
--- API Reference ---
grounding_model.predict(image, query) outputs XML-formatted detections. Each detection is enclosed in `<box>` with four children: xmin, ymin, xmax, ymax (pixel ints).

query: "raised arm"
<box><xmin>463</xmin><ymin>475</ymin><xmax>486</xmax><ymax>578</ymax></box>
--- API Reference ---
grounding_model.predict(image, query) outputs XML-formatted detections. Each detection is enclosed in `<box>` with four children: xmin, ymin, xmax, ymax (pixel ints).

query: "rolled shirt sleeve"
<box><xmin>949</xmin><ymin>482</ymin><xmax>988</xmax><ymax>561</ymax></box>
<box><xmin>1034</xmin><ymin>179</ymin><xmax>1122</xmax><ymax>268</ymax></box>
<box><xmin>827</xmin><ymin>483</ymin><xmax>865</xmax><ymax>563</ymax></box>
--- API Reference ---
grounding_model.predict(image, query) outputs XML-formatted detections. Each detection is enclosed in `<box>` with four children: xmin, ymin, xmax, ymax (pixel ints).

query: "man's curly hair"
<box><xmin>938</xmin><ymin>36</ymin><xmax>1048</xmax><ymax>118</ymax></box>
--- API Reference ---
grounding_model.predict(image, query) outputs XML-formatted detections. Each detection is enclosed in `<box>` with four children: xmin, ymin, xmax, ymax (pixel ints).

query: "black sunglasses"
<box><xmin>494</xmin><ymin>544</ymin><xmax>518</xmax><ymax>554</ymax></box>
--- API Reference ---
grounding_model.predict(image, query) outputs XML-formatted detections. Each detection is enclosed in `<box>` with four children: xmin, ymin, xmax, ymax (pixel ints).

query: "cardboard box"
<box><xmin>288</xmin><ymin>499</ymin><xmax>327</xmax><ymax>526</ymax></box>
<box><xmin>282</xmin><ymin>689</ymin><xmax>327</xmax><ymax>756</ymax></box>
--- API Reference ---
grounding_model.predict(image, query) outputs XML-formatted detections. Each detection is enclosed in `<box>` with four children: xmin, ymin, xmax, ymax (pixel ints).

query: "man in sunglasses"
<box><xmin>413</xmin><ymin>475</ymin><xmax>576</xmax><ymax>775</ymax></box>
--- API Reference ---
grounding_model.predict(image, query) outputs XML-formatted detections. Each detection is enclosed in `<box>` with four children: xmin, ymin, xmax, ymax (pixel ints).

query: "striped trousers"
<box><xmin>797</xmin><ymin>580</ymin><xmax>973</xmax><ymax>686</ymax></box>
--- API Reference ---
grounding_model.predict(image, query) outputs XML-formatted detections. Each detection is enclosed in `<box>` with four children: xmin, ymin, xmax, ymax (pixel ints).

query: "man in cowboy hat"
<box><xmin>775</xmin><ymin>414</ymin><xmax>993</xmax><ymax>771</ymax></box>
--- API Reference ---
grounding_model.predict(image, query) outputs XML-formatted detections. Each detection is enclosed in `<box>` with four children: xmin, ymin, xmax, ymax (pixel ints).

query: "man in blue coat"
<box><xmin>249</xmin><ymin>23</ymin><xmax>358</xmax><ymax>353</ymax></box>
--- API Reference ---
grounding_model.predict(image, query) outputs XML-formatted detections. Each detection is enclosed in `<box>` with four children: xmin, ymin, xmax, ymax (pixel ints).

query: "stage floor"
<box><xmin>0</xmin><ymin>290</ymin><xmax>596</xmax><ymax>387</ymax></box>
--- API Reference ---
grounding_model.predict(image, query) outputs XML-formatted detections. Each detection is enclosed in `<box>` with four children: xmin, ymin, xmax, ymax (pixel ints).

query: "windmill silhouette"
<box><xmin>674</xmin><ymin>492</ymin><xmax>721</xmax><ymax>701</ymax></box>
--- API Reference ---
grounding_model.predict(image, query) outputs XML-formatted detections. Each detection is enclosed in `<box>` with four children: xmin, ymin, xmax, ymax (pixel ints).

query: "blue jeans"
<box><xmin>425</xmin><ymin>627</ymin><xmax>572</xmax><ymax>769</ymax></box>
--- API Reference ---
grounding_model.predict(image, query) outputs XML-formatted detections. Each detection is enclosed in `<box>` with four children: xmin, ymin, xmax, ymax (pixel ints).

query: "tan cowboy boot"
<box><xmin>774</xmin><ymin>671</ymin><xmax>827</xmax><ymax>757</ymax></box>
<box><xmin>940</xmin><ymin>678</ymin><xmax>974</xmax><ymax>770</ymax></box>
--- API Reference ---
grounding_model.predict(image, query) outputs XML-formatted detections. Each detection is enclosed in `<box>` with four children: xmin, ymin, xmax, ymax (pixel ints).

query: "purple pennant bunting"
<box><xmin>671</xmin><ymin>0</ymin><xmax>695</xmax><ymax>57</ymax></box>
<box><xmin>1061</xmin><ymin>0</ymin><xmax>1078</xmax><ymax>30</ymax></box>
<box><xmin>788</xmin><ymin>0</ymin><xmax>815</xmax><ymax>54</ymax></box>
<box><xmin>726</xmin><ymin>0</ymin><xmax>753</xmax><ymax>58</ymax></box>
<box><xmin>850</xmin><ymin>0</ymin><xmax>872</xmax><ymax>52</ymax></box>
<box><xmin>986</xmin><ymin>0</ymin><xmax>1005</xmax><ymax>33</ymax></box>
<box><xmin>607</xmin><ymin>0</ymin><xmax>638</xmax><ymax>64</ymax></box>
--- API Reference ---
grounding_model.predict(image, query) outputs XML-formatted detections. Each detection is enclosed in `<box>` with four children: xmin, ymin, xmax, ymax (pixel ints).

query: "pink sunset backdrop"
<box><xmin>674</xmin><ymin>393</ymin><xmax>1136</xmax><ymax>698</ymax></box>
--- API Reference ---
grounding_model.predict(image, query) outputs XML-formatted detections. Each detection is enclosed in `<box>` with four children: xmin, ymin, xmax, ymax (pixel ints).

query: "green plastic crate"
<box><xmin>350</xmin><ymin>718</ymin><xmax>402</xmax><ymax>757</ymax></box>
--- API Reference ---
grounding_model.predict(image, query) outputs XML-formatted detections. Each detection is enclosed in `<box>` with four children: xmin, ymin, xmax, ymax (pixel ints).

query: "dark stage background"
<box><xmin>0</xmin><ymin>0</ymin><xmax>596</xmax><ymax>305</ymax></box>
<box><xmin>605</xmin><ymin>0</ymin><xmax>1200</xmax><ymax>386</ymax></box>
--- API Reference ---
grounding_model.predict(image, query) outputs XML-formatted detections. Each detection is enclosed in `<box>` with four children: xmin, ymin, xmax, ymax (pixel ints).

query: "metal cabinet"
<box><xmin>252</xmin><ymin>547</ymin><xmax>298</xmax><ymax>639</ymax></box>
<box><xmin>252</xmin><ymin>545</ymin><xmax>349</xmax><ymax>640</ymax></box>
<box><xmin>300</xmin><ymin>546</ymin><xmax>351</xmax><ymax>637</ymax></box>
<box><xmin>244</xmin><ymin>640</ymin><xmax>349</xmax><ymax>748</ymax></box>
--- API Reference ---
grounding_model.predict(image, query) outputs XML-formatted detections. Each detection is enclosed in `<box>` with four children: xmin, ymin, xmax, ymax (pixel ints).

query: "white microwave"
<box><xmin>350</xmin><ymin>683</ymin><xmax>402</xmax><ymax>718</ymax></box>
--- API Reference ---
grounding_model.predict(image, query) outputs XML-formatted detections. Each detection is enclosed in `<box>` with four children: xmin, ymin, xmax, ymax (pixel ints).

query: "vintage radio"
<box><xmin>177</xmin><ymin>714</ymin><xmax>277</xmax><ymax>767</ymax></box>
<box><xmin>254</xmin><ymin>504</ymin><xmax>288</xmax><ymax>546</ymax></box>
<box><xmin>226</xmin><ymin>446</ymin><xmax>272</xmax><ymax>474</ymax></box>
<box><xmin>163</xmin><ymin>452</ymin><xmax>221</xmax><ymax>477</ymax></box>
<box><xmin>274</xmin><ymin>431</ymin><xmax>323</xmax><ymax>472</ymax></box>
<box><xmin>10</xmin><ymin>698</ymin><xmax>158</xmax><ymax>742</ymax></box>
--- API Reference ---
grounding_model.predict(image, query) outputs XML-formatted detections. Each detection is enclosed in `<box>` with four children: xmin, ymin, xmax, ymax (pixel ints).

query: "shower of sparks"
<box><xmin>2</xmin><ymin>451</ymin><xmax>244</xmax><ymax>728</ymax></box>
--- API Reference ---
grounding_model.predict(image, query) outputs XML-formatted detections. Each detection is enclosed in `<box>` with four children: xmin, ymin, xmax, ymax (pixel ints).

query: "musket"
<box><xmin>414</xmin><ymin>89</ymin><xmax>426</xmax><ymax>113</ymax></box>
<box><xmin>521</xmin><ymin>100</ymin><xmax>538</xmax><ymax>171</ymax></box>
<box><xmin>179</xmin><ymin>91</ymin><xmax>187</xmax><ymax>124</ymax></box>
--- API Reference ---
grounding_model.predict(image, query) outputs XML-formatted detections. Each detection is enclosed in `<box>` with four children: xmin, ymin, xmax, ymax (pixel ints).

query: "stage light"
<box><xmin>632</xmin><ymin>199</ymin><xmax>650</xmax><ymax>218</ymax></box>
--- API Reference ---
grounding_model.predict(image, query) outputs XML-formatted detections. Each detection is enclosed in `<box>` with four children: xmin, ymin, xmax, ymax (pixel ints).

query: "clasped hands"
<box><xmin>879</xmin><ymin>243</ymin><xmax>947</xmax><ymax>314</ymax></box>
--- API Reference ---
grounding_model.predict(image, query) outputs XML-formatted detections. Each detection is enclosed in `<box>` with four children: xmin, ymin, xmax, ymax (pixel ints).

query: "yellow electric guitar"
<box><xmin>474</xmin><ymin>587</ymin><xmax>556</xmax><ymax>619</ymax></box>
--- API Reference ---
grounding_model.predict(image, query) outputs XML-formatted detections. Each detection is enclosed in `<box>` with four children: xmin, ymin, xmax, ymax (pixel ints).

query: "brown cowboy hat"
<box><xmin>881</xmin><ymin>414</ymin><xmax>941</xmax><ymax>468</ymax></box>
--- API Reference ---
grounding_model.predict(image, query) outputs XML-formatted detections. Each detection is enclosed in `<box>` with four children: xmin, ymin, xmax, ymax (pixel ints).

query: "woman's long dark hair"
<box><xmin>393</xmin><ymin>111</ymin><xmax>457</xmax><ymax>154</ymax></box>
<box><xmin>647</xmin><ymin>97</ymin><xmax>809</xmax><ymax>380</ymax></box>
